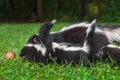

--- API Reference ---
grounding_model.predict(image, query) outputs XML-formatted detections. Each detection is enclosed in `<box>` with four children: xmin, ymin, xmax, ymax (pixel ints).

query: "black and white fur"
<box><xmin>95</xmin><ymin>44</ymin><xmax>120</xmax><ymax>65</ymax></box>
<box><xmin>51</xmin><ymin>20</ymin><xmax>96</xmax><ymax>66</ymax></box>
<box><xmin>20</xmin><ymin>19</ymin><xmax>120</xmax><ymax>65</ymax></box>
<box><xmin>20</xmin><ymin>20</ymin><xmax>96</xmax><ymax>66</ymax></box>
<box><xmin>50</xmin><ymin>22</ymin><xmax>120</xmax><ymax>61</ymax></box>
<box><xmin>20</xmin><ymin>20</ymin><xmax>56</xmax><ymax>63</ymax></box>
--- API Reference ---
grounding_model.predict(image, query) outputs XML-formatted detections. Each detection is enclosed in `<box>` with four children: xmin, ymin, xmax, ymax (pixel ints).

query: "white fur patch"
<box><xmin>51</xmin><ymin>20</ymin><xmax>57</xmax><ymax>24</ymax></box>
<box><xmin>104</xmin><ymin>29</ymin><xmax>120</xmax><ymax>43</ymax></box>
<box><xmin>60</xmin><ymin>22</ymin><xmax>90</xmax><ymax>31</ymax></box>
<box><xmin>50</xmin><ymin>20</ymin><xmax>104</xmax><ymax>35</ymax></box>
<box><xmin>85</xmin><ymin>24</ymin><xmax>93</xmax><ymax>39</ymax></box>
<box><xmin>84</xmin><ymin>19</ymin><xmax>96</xmax><ymax>41</ymax></box>
<box><xmin>50</xmin><ymin>32</ymin><xmax>58</xmax><ymax>34</ymax></box>
<box><xmin>95</xmin><ymin>25</ymin><xmax>120</xmax><ymax>43</ymax></box>
<box><xmin>82</xmin><ymin>41</ymin><xmax>90</xmax><ymax>53</ymax></box>
<box><xmin>52</xmin><ymin>42</ymin><xmax>90</xmax><ymax>53</ymax></box>
<box><xmin>53</xmin><ymin>25</ymin><xmax>104</xmax><ymax>35</ymax></box>
<box><xmin>107</xmin><ymin>44</ymin><xmax>120</xmax><ymax>49</ymax></box>
<box><xmin>25</xmin><ymin>43</ymin><xmax>46</xmax><ymax>56</ymax></box>
<box><xmin>95</xmin><ymin>27</ymin><xmax>104</xmax><ymax>34</ymax></box>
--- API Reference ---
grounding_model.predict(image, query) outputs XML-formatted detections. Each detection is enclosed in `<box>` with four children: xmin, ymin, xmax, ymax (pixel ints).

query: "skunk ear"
<box><xmin>39</xmin><ymin>20</ymin><xmax>56</xmax><ymax>39</ymax></box>
<box><xmin>82</xmin><ymin>19</ymin><xmax>96</xmax><ymax>46</ymax></box>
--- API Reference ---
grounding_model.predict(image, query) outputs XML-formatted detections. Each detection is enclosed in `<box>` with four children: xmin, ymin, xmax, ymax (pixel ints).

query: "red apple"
<box><xmin>5</xmin><ymin>51</ymin><xmax>16</xmax><ymax>59</ymax></box>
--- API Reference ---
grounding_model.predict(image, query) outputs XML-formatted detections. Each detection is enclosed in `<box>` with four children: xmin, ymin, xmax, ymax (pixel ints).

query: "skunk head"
<box><xmin>20</xmin><ymin>20</ymin><xmax>56</xmax><ymax>63</ymax></box>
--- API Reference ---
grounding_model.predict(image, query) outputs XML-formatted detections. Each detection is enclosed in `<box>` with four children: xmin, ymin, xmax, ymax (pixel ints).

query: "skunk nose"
<box><xmin>20</xmin><ymin>53</ymin><xmax>26</xmax><ymax>59</ymax></box>
<box><xmin>20</xmin><ymin>55</ymin><xmax>29</xmax><ymax>61</ymax></box>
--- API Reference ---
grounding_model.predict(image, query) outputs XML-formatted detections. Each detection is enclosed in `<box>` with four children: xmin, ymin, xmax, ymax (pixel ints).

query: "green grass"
<box><xmin>0</xmin><ymin>23</ymin><xmax>120</xmax><ymax>80</ymax></box>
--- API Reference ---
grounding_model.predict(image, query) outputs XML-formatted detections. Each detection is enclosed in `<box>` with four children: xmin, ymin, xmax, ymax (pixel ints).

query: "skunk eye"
<box><xmin>33</xmin><ymin>37</ymin><xmax>40</xmax><ymax>43</ymax></box>
<box><xmin>27</xmin><ymin>35</ymin><xmax>41</xmax><ymax>44</ymax></box>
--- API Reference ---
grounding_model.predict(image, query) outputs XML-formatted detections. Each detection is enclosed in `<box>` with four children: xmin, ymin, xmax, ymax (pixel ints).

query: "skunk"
<box><xmin>20</xmin><ymin>20</ymin><xmax>96</xmax><ymax>66</ymax></box>
<box><xmin>20</xmin><ymin>19</ymin><xmax>120</xmax><ymax>65</ymax></box>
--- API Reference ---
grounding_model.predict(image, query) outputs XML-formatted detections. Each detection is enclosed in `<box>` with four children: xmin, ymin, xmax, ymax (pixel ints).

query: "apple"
<box><xmin>5</xmin><ymin>51</ymin><xmax>16</xmax><ymax>59</ymax></box>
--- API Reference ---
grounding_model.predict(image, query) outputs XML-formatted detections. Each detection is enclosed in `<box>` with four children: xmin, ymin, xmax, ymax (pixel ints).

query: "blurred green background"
<box><xmin>0</xmin><ymin>0</ymin><xmax>120</xmax><ymax>23</ymax></box>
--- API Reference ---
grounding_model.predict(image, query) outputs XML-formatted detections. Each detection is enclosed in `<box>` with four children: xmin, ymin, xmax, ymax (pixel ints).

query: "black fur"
<box><xmin>95</xmin><ymin>45</ymin><xmax>120</xmax><ymax>65</ymax></box>
<box><xmin>20</xmin><ymin>20</ymin><xmax>120</xmax><ymax>65</ymax></box>
<box><xmin>51</xmin><ymin>26</ymin><xmax>109</xmax><ymax>61</ymax></box>
<box><xmin>20</xmin><ymin>21</ymin><xmax>54</xmax><ymax>63</ymax></box>
<box><xmin>20</xmin><ymin>20</ymin><xmax>96</xmax><ymax>66</ymax></box>
<box><xmin>52</xmin><ymin>22</ymin><xmax>95</xmax><ymax>66</ymax></box>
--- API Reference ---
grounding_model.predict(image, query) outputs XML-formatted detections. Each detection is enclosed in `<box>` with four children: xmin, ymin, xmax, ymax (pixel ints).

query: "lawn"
<box><xmin>0</xmin><ymin>23</ymin><xmax>120</xmax><ymax>80</ymax></box>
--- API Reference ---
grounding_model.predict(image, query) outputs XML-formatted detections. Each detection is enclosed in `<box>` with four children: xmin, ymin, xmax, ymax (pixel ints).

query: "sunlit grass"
<box><xmin>0</xmin><ymin>23</ymin><xmax>120</xmax><ymax>80</ymax></box>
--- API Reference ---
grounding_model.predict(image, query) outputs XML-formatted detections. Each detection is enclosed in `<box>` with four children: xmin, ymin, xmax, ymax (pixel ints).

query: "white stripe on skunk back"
<box><xmin>107</xmin><ymin>44</ymin><xmax>120</xmax><ymax>49</ymax></box>
<box><xmin>104</xmin><ymin>28</ymin><xmax>120</xmax><ymax>43</ymax></box>
<box><xmin>52</xmin><ymin>41</ymin><xmax>90</xmax><ymax>53</ymax></box>
<box><xmin>50</xmin><ymin>20</ymin><xmax>120</xmax><ymax>43</ymax></box>
<box><xmin>60</xmin><ymin>22</ymin><xmax>90</xmax><ymax>31</ymax></box>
